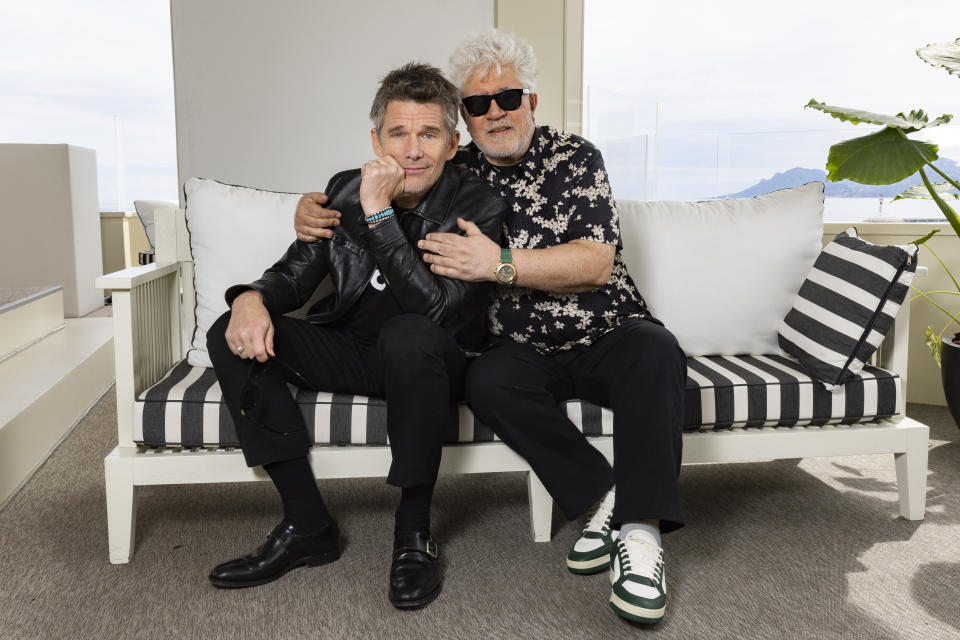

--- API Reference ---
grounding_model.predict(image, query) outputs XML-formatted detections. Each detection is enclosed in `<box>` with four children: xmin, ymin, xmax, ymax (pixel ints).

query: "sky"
<box><xmin>583</xmin><ymin>0</ymin><xmax>960</xmax><ymax>203</ymax></box>
<box><xmin>1</xmin><ymin>0</ymin><xmax>957</xmax><ymax>211</ymax></box>
<box><xmin>0</xmin><ymin>0</ymin><xmax>177</xmax><ymax>210</ymax></box>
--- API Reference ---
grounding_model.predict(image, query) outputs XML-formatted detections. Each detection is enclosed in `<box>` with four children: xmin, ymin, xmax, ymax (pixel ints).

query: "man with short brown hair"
<box><xmin>208</xmin><ymin>62</ymin><xmax>507</xmax><ymax>609</ymax></box>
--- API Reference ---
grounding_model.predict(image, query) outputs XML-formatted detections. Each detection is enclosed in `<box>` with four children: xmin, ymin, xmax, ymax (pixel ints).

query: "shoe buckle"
<box><xmin>426</xmin><ymin>539</ymin><xmax>438</xmax><ymax>558</ymax></box>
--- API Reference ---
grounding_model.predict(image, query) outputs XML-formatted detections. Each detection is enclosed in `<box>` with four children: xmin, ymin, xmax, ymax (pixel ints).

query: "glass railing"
<box><xmin>584</xmin><ymin>95</ymin><xmax>958</xmax><ymax>223</ymax></box>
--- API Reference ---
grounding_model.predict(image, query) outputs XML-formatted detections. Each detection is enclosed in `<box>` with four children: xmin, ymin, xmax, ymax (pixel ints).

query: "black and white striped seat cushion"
<box><xmin>134</xmin><ymin>355</ymin><xmax>901</xmax><ymax>447</ymax></box>
<box><xmin>684</xmin><ymin>353</ymin><xmax>899</xmax><ymax>429</ymax></box>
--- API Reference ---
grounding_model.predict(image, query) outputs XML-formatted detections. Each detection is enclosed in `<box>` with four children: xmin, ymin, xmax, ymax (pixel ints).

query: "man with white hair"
<box><xmin>294</xmin><ymin>31</ymin><xmax>686</xmax><ymax>624</ymax></box>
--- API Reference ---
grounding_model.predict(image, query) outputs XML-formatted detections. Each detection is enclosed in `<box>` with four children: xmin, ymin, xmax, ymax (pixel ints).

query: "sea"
<box><xmin>823</xmin><ymin>197</ymin><xmax>951</xmax><ymax>224</ymax></box>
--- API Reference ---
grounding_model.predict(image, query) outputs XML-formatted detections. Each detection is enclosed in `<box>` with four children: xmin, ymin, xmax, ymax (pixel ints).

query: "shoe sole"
<box><xmin>389</xmin><ymin>582</ymin><xmax>442</xmax><ymax>609</ymax></box>
<box><xmin>608</xmin><ymin>592</ymin><xmax>665</xmax><ymax>624</ymax></box>
<box><xmin>566</xmin><ymin>554</ymin><xmax>611</xmax><ymax>574</ymax></box>
<box><xmin>209</xmin><ymin>548</ymin><xmax>341</xmax><ymax>589</ymax></box>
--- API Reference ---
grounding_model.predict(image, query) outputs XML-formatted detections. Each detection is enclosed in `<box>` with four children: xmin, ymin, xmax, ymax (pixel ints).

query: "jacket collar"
<box><xmin>400</xmin><ymin>162</ymin><xmax>459</xmax><ymax>225</ymax></box>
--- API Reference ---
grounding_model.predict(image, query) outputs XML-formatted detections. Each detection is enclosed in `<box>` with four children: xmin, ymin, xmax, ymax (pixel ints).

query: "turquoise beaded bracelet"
<box><xmin>364</xmin><ymin>207</ymin><xmax>394</xmax><ymax>224</ymax></box>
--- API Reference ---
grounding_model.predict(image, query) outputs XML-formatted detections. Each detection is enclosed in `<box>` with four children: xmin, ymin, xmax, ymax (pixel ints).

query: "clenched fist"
<box><xmin>359</xmin><ymin>155</ymin><xmax>404</xmax><ymax>216</ymax></box>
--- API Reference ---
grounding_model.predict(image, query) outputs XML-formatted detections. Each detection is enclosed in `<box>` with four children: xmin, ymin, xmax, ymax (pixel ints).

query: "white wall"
<box><xmin>495</xmin><ymin>0</ymin><xmax>583</xmax><ymax>134</ymax></box>
<box><xmin>0</xmin><ymin>144</ymin><xmax>103</xmax><ymax>318</ymax></box>
<box><xmin>170</xmin><ymin>0</ymin><xmax>494</xmax><ymax>200</ymax></box>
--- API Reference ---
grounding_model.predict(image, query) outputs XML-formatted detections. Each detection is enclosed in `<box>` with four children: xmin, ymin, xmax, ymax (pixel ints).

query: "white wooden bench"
<box><xmin>97</xmin><ymin>207</ymin><xmax>930</xmax><ymax>564</ymax></box>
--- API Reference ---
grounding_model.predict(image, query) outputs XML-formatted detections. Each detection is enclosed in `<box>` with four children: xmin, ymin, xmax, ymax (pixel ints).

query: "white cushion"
<box><xmin>618</xmin><ymin>182</ymin><xmax>824</xmax><ymax>356</ymax></box>
<box><xmin>133</xmin><ymin>199</ymin><xmax>177</xmax><ymax>251</ymax></box>
<box><xmin>184</xmin><ymin>178</ymin><xmax>302</xmax><ymax>367</ymax></box>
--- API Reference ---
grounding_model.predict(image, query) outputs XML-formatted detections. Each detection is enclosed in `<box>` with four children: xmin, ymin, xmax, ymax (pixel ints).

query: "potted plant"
<box><xmin>806</xmin><ymin>37</ymin><xmax>960</xmax><ymax>425</ymax></box>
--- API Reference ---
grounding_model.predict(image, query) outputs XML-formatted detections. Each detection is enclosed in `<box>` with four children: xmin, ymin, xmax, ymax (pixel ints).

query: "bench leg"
<box><xmin>894</xmin><ymin>424</ymin><xmax>929</xmax><ymax>520</ymax></box>
<box><xmin>105</xmin><ymin>448</ymin><xmax>136</xmax><ymax>564</ymax></box>
<box><xmin>527</xmin><ymin>471</ymin><xmax>552</xmax><ymax>542</ymax></box>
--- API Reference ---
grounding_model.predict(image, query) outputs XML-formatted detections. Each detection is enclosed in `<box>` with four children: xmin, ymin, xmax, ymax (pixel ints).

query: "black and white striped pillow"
<box><xmin>778</xmin><ymin>227</ymin><xmax>918</xmax><ymax>390</ymax></box>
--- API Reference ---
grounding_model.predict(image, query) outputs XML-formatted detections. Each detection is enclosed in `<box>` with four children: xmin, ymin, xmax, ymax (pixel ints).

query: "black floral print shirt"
<box><xmin>456</xmin><ymin>125</ymin><xmax>648</xmax><ymax>354</ymax></box>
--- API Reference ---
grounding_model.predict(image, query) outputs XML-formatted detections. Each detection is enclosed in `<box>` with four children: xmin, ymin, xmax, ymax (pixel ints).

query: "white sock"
<box><xmin>619</xmin><ymin>521</ymin><xmax>661</xmax><ymax>547</ymax></box>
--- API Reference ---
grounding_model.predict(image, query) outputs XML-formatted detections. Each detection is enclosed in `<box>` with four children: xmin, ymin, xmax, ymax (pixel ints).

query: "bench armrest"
<box><xmin>878</xmin><ymin>266</ymin><xmax>926</xmax><ymax>416</ymax></box>
<box><xmin>101</xmin><ymin>261</ymin><xmax>184</xmax><ymax>447</ymax></box>
<box><xmin>96</xmin><ymin>261</ymin><xmax>180</xmax><ymax>291</ymax></box>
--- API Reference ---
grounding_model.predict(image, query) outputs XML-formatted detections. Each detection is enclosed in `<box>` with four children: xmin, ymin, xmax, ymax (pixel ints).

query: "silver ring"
<box><xmin>236</xmin><ymin>345</ymin><xmax>244</xmax><ymax>354</ymax></box>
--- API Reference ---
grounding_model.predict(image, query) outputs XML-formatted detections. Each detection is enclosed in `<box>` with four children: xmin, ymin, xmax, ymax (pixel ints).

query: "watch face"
<box><xmin>496</xmin><ymin>263</ymin><xmax>516</xmax><ymax>284</ymax></box>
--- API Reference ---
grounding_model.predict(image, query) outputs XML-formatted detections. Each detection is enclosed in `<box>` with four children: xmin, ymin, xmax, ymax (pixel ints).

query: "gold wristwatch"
<box><xmin>494</xmin><ymin>247</ymin><xmax>517</xmax><ymax>285</ymax></box>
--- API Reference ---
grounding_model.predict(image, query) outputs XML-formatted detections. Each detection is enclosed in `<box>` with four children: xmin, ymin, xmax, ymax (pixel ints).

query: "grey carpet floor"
<box><xmin>1</xmin><ymin>393</ymin><xmax>958</xmax><ymax>640</ymax></box>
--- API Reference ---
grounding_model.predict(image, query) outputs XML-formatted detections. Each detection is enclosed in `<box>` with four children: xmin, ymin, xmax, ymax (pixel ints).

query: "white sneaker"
<box><xmin>566</xmin><ymin>490</ymin><xmax>617</xmax><ymax>574</ymax></box>
<box><xmin>609</xmin><ymin>530</ymin><xmax>666</xmax><ymax>623</ymax></box>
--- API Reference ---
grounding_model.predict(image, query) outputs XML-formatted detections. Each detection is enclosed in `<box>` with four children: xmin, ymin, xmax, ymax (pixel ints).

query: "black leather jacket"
<box><xmin>225</xmin><ymin>163</ymin><xmax>509</xmax><ymax>349</ymax></box>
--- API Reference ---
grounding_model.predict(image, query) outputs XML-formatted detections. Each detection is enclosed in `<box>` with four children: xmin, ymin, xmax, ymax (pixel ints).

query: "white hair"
<box><xmin>448</xmin><ymin>28</ymin><xmax>539</xmax><ymax>95</ymax></box>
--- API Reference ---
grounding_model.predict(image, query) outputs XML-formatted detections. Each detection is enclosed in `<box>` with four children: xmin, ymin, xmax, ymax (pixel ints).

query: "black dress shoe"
<box><xmin>209</xmin><ymin>520</ymin><xmax>340</xmax><ymax>588</ymax></box>
<box><xmin>389</xmin><ymin>531</ymin><xmax>442</xmax><ymax>608</ymax></box>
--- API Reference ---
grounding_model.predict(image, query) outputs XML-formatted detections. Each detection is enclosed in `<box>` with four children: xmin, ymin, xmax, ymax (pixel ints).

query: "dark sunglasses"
<box><xmin>461</xmin><ymin>88</ymin><xmax>532</xmax><ymax>117</ymax></box>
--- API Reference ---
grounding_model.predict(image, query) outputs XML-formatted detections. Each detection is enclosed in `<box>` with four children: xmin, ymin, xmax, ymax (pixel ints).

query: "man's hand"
<box><xmin>294</xmin><ymin>192</ymin><xmax>341</xmax><ymax>242</ymax></box>
<box><xmin>225</xmin><ymin>291</ymin><xmax>275</xmax><ymax>363</ymax></box>
<box><xmin>359</xmin><ymin>155</ymin><xmax>404</xmax><ymax>215</ymax></box>
<box><xmin>418</xmin><ymin>217</ymin><xmax>500</xmax><ymax>282</ymax></box>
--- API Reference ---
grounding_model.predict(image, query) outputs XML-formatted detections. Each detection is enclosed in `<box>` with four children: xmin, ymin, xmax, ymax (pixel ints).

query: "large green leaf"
<box><xmin>917</xmin><ymin>38</ymin><xmax>960</xmax><ymax>78</ymax></box>
<box><xmin>893</xmin><ymin>183</ymin><xmax>960</xmax><ymax>201</ymax></box>
<box><xmin>806</xmin><ymin>100</ymin><xmax>951</xmax><ymax>133</ymax></box>
<box><xmin>897</xmin><ymin>109</ymin><xmax>952</xmax><ymax>130</ymax></box>
<box><xmin>806</xmin><ymin>100</ymin><xmax>915</xmax><ymax>127</ymax></box>
<box><xmin>826</xmin><ymin>128</ymin><xmax>939</xmax><ymax>184</ymax></box>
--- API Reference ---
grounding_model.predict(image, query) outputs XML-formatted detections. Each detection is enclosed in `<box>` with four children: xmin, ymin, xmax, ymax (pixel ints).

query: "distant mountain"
<box><xmin>722</xmin><ymin>158</ymin><xmax>960</xmax><ymax>198</ymax></box>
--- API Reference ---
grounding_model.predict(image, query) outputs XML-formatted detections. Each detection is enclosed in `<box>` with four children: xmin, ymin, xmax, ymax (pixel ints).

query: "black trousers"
<box><xmin>207</xmin><ymin>312</ymin><xmax>468</xmax><ymax>488</ymax></box>
<box><xmin>465</xmin><ymin>318</ymin><xmax>686</xmax><ymax>532</ymax></box>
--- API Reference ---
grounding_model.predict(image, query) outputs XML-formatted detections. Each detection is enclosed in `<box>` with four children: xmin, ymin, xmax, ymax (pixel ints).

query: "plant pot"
<box><xmin>940</xmin><ymin>337</ymin><xmax>960</xmax><ymax>429</ymax></box>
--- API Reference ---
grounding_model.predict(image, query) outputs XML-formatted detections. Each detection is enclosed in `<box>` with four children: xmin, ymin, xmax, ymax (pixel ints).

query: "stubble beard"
<box><xmin>476</xmin><ymin>118</ymin><xmax>535</xmax><ymax>165</ymax></box>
